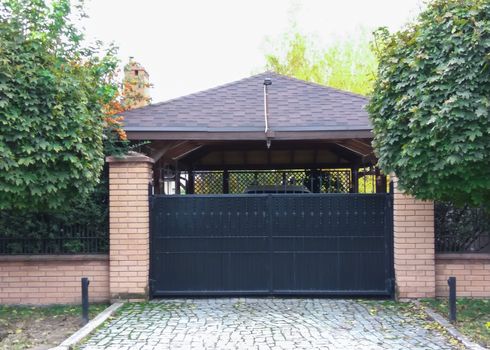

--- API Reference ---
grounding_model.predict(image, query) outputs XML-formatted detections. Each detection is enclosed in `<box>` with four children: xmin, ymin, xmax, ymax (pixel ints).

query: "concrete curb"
<box><xmin>414</xmin><ymin>300</ymin><xmax>488</xmax><ymax>350</ymax></box>
<box><xmin>50</xmin><ymin>302</ymin><xmax>124</xmax><ymax>350</ymax></box>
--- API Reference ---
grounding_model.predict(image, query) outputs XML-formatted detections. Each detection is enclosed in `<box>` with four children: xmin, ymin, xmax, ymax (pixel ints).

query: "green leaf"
<box><xmin>0</xmin><ymin>0</ymin><xmax>118</xmax><ymax>210</ymax></box>
<box><xmin>368</xmin><ymin>0</ymin><xmax>490</xmax><ymax>207</ymax></box>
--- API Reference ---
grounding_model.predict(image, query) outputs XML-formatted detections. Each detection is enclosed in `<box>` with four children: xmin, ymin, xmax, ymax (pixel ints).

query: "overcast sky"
<box><xmin>83</xmin><ymin>0</ymin><xmax>425</xmax><ymax>103</ymax></box>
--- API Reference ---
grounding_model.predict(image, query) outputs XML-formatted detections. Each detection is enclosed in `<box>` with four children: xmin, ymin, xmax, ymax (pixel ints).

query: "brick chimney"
<box><xmin>123</xmin><ymin>57</ymin><xmax>150</xmax><ymax>109</ymax></box>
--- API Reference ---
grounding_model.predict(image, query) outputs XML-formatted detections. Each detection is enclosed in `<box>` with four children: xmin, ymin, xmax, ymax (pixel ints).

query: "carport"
<box><xmin>122</xmin><ymin>72</ymin><xmax>394</xmax><ymax>297</ymax></box>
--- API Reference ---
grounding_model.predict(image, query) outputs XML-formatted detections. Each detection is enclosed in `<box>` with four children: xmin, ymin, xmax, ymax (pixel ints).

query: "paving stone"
<box><xmin>80</xmin><ymin>299</ymin><xmax>460</xmax><ymax>350</ymax></box>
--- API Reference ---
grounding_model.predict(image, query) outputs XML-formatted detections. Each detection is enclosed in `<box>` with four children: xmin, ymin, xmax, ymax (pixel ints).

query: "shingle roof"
<box><xmin>121</xmin><ymin>71</ymin><xmax>371</xmax><ymax>132</ymax></box>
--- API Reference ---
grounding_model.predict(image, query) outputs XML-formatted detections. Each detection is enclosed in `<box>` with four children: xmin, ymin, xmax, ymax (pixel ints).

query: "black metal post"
<box><xmin>188</xmin><ymin>170</ymin><xmax>195</xmax><ymax>194</ymax></box>
<box><xmin>223</xmin><ymin>170</ymin><xmax>229</xmax><ymax>194</ymax></box>
<box><xmin>148</xmin><ymin>182</ymin><xmax>154</xmax><ymax>197</ymax></box>
<box><xmin>81</xmin><ymin>277</ymin><xmax>90</xmax><ymax>325</ymax></box>
<box><xmin>448</xmin><ymin>276</ymin><xmax>457</xmax><ymax>322</ymax></box>
<box><xmin>175</xmin><ymin>170</ymin><xmax>181</xmax><ymax>195</ymax></box>
<box><xmin>351</xmin><ymin>167</ymin><xmax>359</xmax><ymax>193</ymax></box>
<box><xmin>375</xmin><ymin>168</ymin><xmax>387</xmax><ymax>193</ymax></box>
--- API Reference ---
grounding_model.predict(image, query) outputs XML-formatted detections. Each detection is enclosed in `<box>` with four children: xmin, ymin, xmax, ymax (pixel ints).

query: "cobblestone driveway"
<box><xmin>80</xmin><ymin>299</ymin><xmax>460</xmax><ymax>350</ymax></box>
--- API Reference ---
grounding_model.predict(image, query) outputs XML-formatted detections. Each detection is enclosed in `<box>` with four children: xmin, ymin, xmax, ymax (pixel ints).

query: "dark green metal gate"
<box><xmin>150</xmin><ymin>194</ymin><xmax>394</xmax><ymax>297</ymax></box>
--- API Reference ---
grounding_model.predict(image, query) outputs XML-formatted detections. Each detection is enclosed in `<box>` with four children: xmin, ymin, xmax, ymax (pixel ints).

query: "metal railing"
<box><xmin>435</xmin><ymin>202</ymin><xmax>490</xmax><ymax>253</ymax></box>
<box><xmin>0</xmin><ymin>223</ymin><xmax>108</xmax><ymax>255</ymax></box>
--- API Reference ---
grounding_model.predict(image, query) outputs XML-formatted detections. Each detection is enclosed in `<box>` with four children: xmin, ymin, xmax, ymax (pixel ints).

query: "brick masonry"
<box><xmin>435</xmin><ymin>253</ymin><xmax>490</xmax><ymax>298</ymax></box>
<box><xmin>0</xmin><ymin>255</ymin><xmax>109</xmax><ymax>304</ymax></box>
<box><xmin>106</xmin><ymin>153</ymin><xmax>154</xmax><ymax>300</ymax></box>
<box><xmin>393</xmin><ymin>177</ymin><xmax>436</xmax><ymax>299</ymax></box>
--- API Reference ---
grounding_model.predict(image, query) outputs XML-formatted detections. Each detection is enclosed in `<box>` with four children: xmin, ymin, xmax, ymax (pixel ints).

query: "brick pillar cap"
<box><xmin>106</xmin><ymin>151</ymin><xmax>154</xmax><ymax>164</ymax></box>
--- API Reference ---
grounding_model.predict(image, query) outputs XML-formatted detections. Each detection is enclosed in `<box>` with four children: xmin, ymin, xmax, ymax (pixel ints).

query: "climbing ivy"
<box><xmin>368</xmin><ymin>0</ymin><xmax>490</xmax><ymax>207</ymax></box>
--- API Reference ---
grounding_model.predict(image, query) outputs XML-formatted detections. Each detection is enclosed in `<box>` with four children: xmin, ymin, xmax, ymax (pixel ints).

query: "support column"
<box><xmin>223</xmin><ymin>169</ymin><xmax>229</xmax><ymax>194</ymax></box>
<box><xmin>351</xmin><ymin>167</ymin><xmax>359</xmax><ymax>193</ymax></box>
<box><xmin>375</xmin><ymin>168</ymin><xmax>387</xmax><ymax>193</ymax></box>
<box><xmin>187</xmin><ymin>169</ymin><xmax>195</xmax><ymax>194</ymax></box>
<box><xmin>106</xmin><ymin>152</ymin><xmax>154</xmax><ymax>300</ymax></box>
<box><xmin>393</xmin><ymin>177</ymin><xmax>436</xmax><ymax>298</ymax></box>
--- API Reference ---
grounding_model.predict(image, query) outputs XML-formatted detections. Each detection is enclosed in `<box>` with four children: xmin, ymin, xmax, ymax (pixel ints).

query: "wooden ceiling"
<box><xmin>144</xmin><ymin>139</ymin><xmax>376</xmax><ymax>171</ymax></box>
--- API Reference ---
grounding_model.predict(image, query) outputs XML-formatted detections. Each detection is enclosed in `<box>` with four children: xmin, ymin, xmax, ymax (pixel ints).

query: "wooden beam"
<box><xmin>147</xmin><ymin>141</ymin><xmax>176</xmax><ymax>162</ymax></box>
<box><xmin>191</xmin><ymin>162</ymin><xmax>355</xmax><ymax>171</ymax></box>
<box><xmin>328</xmin><ymin>143</ymin><xmax>364</xmax><ymax>163</ymax></box>
<box><xmin>336</xmin><ymin>139</ymin><xmax>377</xmax><ymax>163</ymax></box>
<box><xmin>166</xmin><ymin>142</ymin><xmax>204</xmax><ymax>160</ymax></box>
<box><xmin>161</xmin><ymin>140</ymin><xmax>377</xmax><ymax>170</ymax></box>
<box><xmin>126</xmin><ymin>130</ymin><xmax>374</xmax><ymax>141</ymax></box>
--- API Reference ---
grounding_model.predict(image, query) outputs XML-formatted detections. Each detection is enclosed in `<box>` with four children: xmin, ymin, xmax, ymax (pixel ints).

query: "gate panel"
<box><xmin>269</xmin><ymin>194</ymin><xmax>389</xmax><ymax>294</ymax></box>
<box><xmin>150</xmin><ymin>193</ymin><xmax>393</xmax><ymax>296</ymax></box>
<box><xmin>151</xmin><ymin>195</ymin><xmax>271</xmax><ymax>295</ymax></box>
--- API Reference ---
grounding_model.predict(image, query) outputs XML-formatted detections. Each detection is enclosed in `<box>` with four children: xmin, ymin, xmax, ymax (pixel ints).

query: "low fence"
<box><xmin>1</xmin><ymin>187</ymin><xmax>489</xmax><ymax>303</ymax></box>
<box><xmin>435</xmin><ymin>202</ymin><xmax>490</xmax><ymax>253</ymax></box>
<box><xmin>434</xmin><ymin>202</ymin><xmax>490</xmax><ymax>297</ymax></box>
<box><xmin>0</xmin><ymin>204</ymin><xmax>109</xmax><ymax>255</ymax></box>
<box><xmin>0</xmin><ymin>199</ymin><xmax>110</xmax><ymax>304</ymax></box>
<box><xmin>0</xmin><ymin>224</ymin><xmax>108</xmax><ymax>255</ymax></box>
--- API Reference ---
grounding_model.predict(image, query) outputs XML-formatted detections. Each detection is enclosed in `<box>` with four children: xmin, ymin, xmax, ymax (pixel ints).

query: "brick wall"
<box><xmin>435</xmin><ymin>253</ymin><xmax>490</xmax><ymax>298</ymax></box>
<box><xmin>393</xmin><ymin>177</ymin><xmax>436</xmax><ymax>298</ymax></box>
<box><xmin>0</xmin><ymin>255</ymin><xmax>109</xmax><ymax>304</ymax></box>
<box><xmin>106</xmin><ymin>153</ymin><xmax>154</xmax><ymax>300</ymax></box>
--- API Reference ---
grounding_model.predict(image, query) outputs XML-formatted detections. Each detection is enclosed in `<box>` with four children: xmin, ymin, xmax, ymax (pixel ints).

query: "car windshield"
<box><xmin>243</xmin><ymin>185</ymin><xmax>311</xmax><ymax>194</ymax></box>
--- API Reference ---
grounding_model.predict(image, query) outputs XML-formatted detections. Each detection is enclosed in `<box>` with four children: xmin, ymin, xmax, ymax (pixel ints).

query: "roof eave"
<box><xmin>126</xmin><ymin>129</ymin><xmax>373</xmax><ymax>141</ymax></box>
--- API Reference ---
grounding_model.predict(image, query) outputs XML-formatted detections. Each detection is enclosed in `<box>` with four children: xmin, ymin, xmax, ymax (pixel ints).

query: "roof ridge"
<box><xmin>132</xmin><ymin>71</ymin><xmax>272</xmax><ymax>111</ymax></box>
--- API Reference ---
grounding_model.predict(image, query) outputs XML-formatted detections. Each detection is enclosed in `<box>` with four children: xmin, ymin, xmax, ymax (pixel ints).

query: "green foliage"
<box><xmin>421</xmin><ymin>298</ymin><xmax>490</xmax><ymax>348</ymax></box>
<box><xmin>0</xmin><ymin>303</ymin><xmax>109</xmax><ymax>349</ymax></box>
<box><xmin>0</xmin><ymin>303</ymin><xmax>109</xmax><ymax>320</ymax></box>
<box><xmin>265</xmin><ymin>33</ymin><xmax>326</xmax><ymax>86</ymax></box>
<box><xmin>368</xmin><ymin>0</ymin><xmax>490</xmax><ymax>207</ymax></box>
<box><xmin>0</xmin><ymin>182</ymin><xmax>109</xmax><ymax>254</ymax></box>
<box><xmin>265</xmin><ymin>30</ymin><xmax>378</xmax><ymax>95</ymax></box>
<box><xmin>0</xmin><ymin>0</ymin><xmax>119</xmax><ymax>210</ymax></box>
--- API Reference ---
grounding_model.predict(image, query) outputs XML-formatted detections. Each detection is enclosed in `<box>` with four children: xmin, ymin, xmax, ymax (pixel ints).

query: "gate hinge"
<box><xmin>149</xmin><ymin>278</ymin><xmax>156</xmax><ymax>296</ymax></box>
<box><xmin>386</xmin><ymin>194</ymin><xmax>393</xmax><ymax>208</ymax></box>
<box><xmin>386</xmin><ymin>278</ymin><xmax>396</xmax><ymax>297</ymax></box>
<box><xmin>148</xmin><ymin>182</ymin><xmax>155</xmax><ymax>210</ymax></box>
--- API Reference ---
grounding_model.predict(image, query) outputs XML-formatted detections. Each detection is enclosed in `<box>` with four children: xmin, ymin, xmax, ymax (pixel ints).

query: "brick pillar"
<box><xmin>393</xmin><ymin>177</ymin><xmax>436</xmax><ymax>298</ymax></box>
<box><xmin>106</xmin><ymin>153</ymin><xmax>154</xmax><ymax>300</ymax></box>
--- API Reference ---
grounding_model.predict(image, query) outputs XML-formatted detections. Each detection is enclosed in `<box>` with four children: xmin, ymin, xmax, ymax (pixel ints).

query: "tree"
<box><xmin>0</xmin><ymin>0</ymin><xmax>119</xmax><ymax>210</ymax></box>
<box><xmin>368</xmin><ymin>0</ymin><xmax>490</xmax><ymax>207</ymax></box>
<box><xmin>103</xmin><ymin>58</ymin><xmax>152</xmax><ymax>156</ymax></box>
<box><xmin>265</xmin><ymin>30</ymin><xmax>378</xmax><ymax>96</ymax></box>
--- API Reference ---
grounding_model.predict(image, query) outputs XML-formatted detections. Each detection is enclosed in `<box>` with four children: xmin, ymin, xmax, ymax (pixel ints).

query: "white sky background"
<box><xmin>83</xmin><ymin>0</ymin><xmax>425</xmax><ymax>103</ymax></box>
